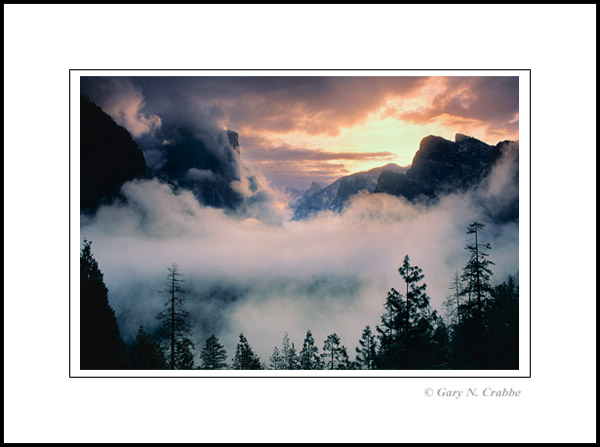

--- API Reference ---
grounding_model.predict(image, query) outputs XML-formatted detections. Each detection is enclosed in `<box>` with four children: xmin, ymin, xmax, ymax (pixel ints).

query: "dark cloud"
<box><xmin>80</xmin><ymin>75</ymin><xmax>519</xmax><ymax>189</ymax></box>
<box><xmin>82</xmin><ymin>76</ymin><xmax>428</xmax><ymax>137</ymax></box>
<box><xmin>82</xmin><ymin>75</ymin><xmax>518</xmax><ymax>145</ymax></box>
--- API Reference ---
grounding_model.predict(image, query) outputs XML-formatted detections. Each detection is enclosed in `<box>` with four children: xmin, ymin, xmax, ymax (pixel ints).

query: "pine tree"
<box><xmin>281</xmin><ymin>333</ymin><xmax>299</xmax><ymax>370</ymax></box>
<box><xmin>321</xmin><ymin>333</ymin><xmax>350</xmax><ymax>370</ymax></box>
<box><xmin>430</xmin><ymin>312</ymin><xmax>451</xmax><ymax>369</ymax></box>
<box><xmin>376</xmin><ymin>255</ymin><xmax>437</xmax><ymax>369</ymax></box>
<box><xmin>299</xmin><ymin>330</ymin><xmax>322</xmax><ymax>370</ymax></box>
<box><xmin>458</xmin><ymin>275</ymin><xmax>476</xmax><ymax>321</ymax></box>
<box><xmin>449</xmin><ymin>312</ymin><xmax>480</xmax><ymax>369</ymax></box>
<box><xmin>485</xmin><ymin>275</ymin><xmax>519</xmax><ymax>369</ymax></box>
<box><xmin>443</xmin><ymin>271</ymin><xmax>462</xmax><ymax>327</ymax></box>
<box><xmin>232</xmin><ymin>333</ymin><xmax>262</xmax><ymax>370</ymax></box>
<box><xmin>269</xmin><ymin>346</ymin><xmax>284</xmax><ymax>370</ymax></box>
<box><xmin>355</xmin><ymin>325</ymin><xmax>377</xmax><ymax>370</ymax></box>
<box><xmin>129</xmin><ymin>326</ymin><xmax>166</xmax><ymax>370</ymax></box>
<box><xmin>80</xmin><ymin>239</ymin><xmax>128</xmax><ymax>369</ymax></box>
<box><xmin>174</xmin><ymin>337</ymin><xmax>195</xmax><ymax>369</ymax></box>
<box><xmin>375</xmin><ymin>287</ymin><xmax>405</xmax><ymax>369</ymax></box>
<box><xmin>403</xmin><ymin>256</ymin><xmax>437</xmax><ymax>369</ymax></box>
<box><xmin>457</xmin><ymin>222</ymin><xmax>495</xmax><ymax>368</ymax></box>
<box><xmin>462</xmin><ymin>222</ymin><xmax>495</xmax><ymax>328</ymax></box>
<box><xmin>156</xmin><ymin>264</ymin><xmax>192</xmax><ymax>370</ymax></box>
<box><xmin>448</xmin><ymin>274</ymin><xmax>479</xmax><ymax>369</ymax></box>
<box><xmin>199</xmin><ymin>335</ymin><xmax>228</xmax><ymax>370</ymax></box>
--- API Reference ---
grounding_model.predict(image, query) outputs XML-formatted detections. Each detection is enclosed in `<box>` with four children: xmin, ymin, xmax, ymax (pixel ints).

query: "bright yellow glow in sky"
<box><xmin>245</xmin><ymin>98</ymin><xmax>515</xmax><ymax>180</ymax></box>
<box><xmin>81</xmin><ymin>75</ymin><xmax>520</xmax><ymax>189</ymax></box>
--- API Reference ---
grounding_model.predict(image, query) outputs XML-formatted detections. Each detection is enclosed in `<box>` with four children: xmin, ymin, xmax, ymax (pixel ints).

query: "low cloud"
<box><xmin>80</xmin><ymin>153</ymin><xmax>519</xmax><ymax>362</ymax></box>
<box><xmin>185</xmin><ymin>168</ymin><xmax>220</xmax><ymax>182</ymax></box>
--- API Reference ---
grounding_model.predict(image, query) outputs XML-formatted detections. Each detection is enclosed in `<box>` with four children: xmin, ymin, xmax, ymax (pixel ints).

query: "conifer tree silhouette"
<box><xmin>80</xmin><ymin>239</ymin><xmax>128</xmax><ymax>370</ymax></box>
<box><xmin>156</xmin><ymin>264</ymin><xmax>191</xmax><ymax>370</ymax></box>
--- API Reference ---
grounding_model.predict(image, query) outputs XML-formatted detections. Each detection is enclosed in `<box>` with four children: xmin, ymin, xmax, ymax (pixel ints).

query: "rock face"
<box><xmin>478</xmin><ymin>139</ymin><xmax>520</xmax><ymax>223</ymax></box>
<box><xmin>80</xmin><ymin>95</ymin><xmax>149</xmax><ymax>212</ymax></box>
<box><xmin>374</xmin><ymin>170</ymin><xmax>432</xmax><ymax>200</ymax></box>
<box><xmin>227</xmin><ymin>129</ymin><xmax>240</xmax><ymax>154</ymax></box>
<box><xmin>158</xmin><ymin>126</ymin><xmax>244</xmax><ymax>209</ymax></box>
<box><xmin>80</xmin><ymin>95</ymin><xmax>247</xmax><ymax>212</ymax></box>
<box><xmin>292</xmin><ymin>163</ymin><xmax>404</xmax><ymax>220</ymax></box>
<box><xmin>160</xmin><ymin>127</ymin><xmax>239</xmax><ymax>182</ymax></box>
<box><xmin>283</xmin><ymin>186</ymin><xmax>305</xmax><ymax>209</ymax></box>
<box><xmin>406</xmin><ymin>134</ymin><xmax>494</xmax><ymax>192</ymax></box>
<box><xmin>304</xmin><ymin>181</ymin><xmax>322</xmax><ymax>198</ymax></box>
<box><xmin>292</xmin><ymin>134</ymin><xmax>519</xmax><ymax>223</ymax></box>
<box><xmin>378</xmin><ymin>134</ymin><xmax>519</xmax><ymax>223</ymax></box>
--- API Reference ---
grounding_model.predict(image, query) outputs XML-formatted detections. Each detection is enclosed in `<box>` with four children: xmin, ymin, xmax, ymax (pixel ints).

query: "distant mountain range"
<box><xmin>289</xmin><ymin>133</ymin><xmax>519</xmax><ymax>222</ymax></box>
<box><xmin>291</xmin><ymin>164</ymin><xmax>408</xmax><ymax>220</ymax></box>
<box><xmin>80</xmin><ymin>96</ymin><xmax>518</xmax><ymax>224</ymax></box>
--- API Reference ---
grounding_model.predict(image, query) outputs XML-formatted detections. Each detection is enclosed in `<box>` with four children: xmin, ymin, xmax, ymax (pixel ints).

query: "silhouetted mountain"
<box><xmin>304</xmin><ymin>181</ymin><xmax>323</xmax><ymax>198</ymax></box>
<box><xmin>292</xmin><ymin>135</ymin><xmax>518</xmax><ymax>223</ymax></box>
<box><xmin>160</xmin><ymin>128</ymin><xmax>239</xmax><ymax>179</ymax></box>
<box><xmin>374</xmin><ymin>170</ymin><xmax>433</xmax><ymax>200</ymax></box>
<box><xmin>490</xmin><ymin>139</ymin><xmax>519</xmax><ymax>166</ymax></box>
<box><xmin>380</xmin><ymin>134</ymin><xmax>519</xmax><ymax>223</ymax></box>
<box><xmin>227</xmin><ymin>129</ymin><xmax>240</xmax><ymax>153</ymax></box>
<box><xmin>156</xmin><ymin>126</ymin><xmax>245</xmax><ymax>209</ymax></box>
<box><xmin>292</xmin><ymin>163</ymin><xmax>405</xmax><ymax>220</ymax></box>
<box><xmin>476</xmin><ymin>139</ymin><xmax>520</xmax><ymax>223</ymax></box>
<box><xmin>80</xmin><ymin>96</ymin><xmax>246</xmax><ymax>212</ymax></box>
<box><xmin>283</xmin><ymin>186</ymin><xmax>306</xmax><ymax>209</ymax></box>
<box><xmin>80</xmin><ymin>95</ymin><xmax>150</xmax><ymax>212</ymax></box>
<box><xmin>406</xmin><ymin>133</ymin><xmax>494</xmax><ymax>192</ymax></box>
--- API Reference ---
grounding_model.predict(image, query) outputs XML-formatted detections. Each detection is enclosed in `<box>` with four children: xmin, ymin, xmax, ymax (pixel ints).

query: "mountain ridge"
<box><xmin>291</xmin><ymin>163</ymin><xmax>406</xmax><ymax>220</ymax></box>
<box><xmin>290</xmin><ymin>133</ymin><xmax>518</xmax><ymax>222</ymax></box>
<box><xmin>80</xmin><ymin>95</ymin><xmax>151</xmax><ymax>212</ymax></box>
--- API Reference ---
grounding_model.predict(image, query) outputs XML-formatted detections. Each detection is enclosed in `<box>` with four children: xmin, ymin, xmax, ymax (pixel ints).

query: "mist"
<box><xmin>80</xmin><ymin>147</ymin><xmax>519</xmax><ymax>362</ymax></box>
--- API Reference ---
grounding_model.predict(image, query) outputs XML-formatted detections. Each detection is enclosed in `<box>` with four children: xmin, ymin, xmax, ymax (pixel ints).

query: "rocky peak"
<box><xmin>80</xmin><ymin>95</ymin><xmax>149</xmax><ymax>212</ymax></box>
<box><xmin>378</xmin><ymin>162</ymin><xmax>402</xmax><ymax>171</ymax></box>
<box><xmin>455</xmin><ymin>133</ymin><xmax>474</xmax><ymax>143</ymax></box>
<box><xmin>374</xmin><ymin>170</ymin><xmax>432</xmax><ymax>200</ymax></box>
<box><xmin>227</xmin><ymin>129</ymin><xmax>240</xmax><ymax>153</ymax></box>
<box><xmin>406</xmin><ymin>134</ymin><xmax>493</xmax><ymax>190</ymax></box>
<box><xmin>304</xmin><ymin>181</ymin><xmax>322</xmax><ymax>198</ymax></box>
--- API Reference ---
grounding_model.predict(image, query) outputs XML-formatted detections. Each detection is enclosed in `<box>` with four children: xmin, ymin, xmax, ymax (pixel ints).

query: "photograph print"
<box><xmin>74</xmin><ymin>71</ymin><xmax>527</xmax><ymax>376</ymax></box>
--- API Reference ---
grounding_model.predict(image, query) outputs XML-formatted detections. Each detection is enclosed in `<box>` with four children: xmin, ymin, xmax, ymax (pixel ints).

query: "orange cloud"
<box><xmin>389</xmin><ymin>76</ymin><xmax>519</xmax><ymax>141</ymax></box>
<box><xmin>81</xmin><ymin>75</ymin><xmax>520</xmax><ymax>188</ymax></box>
<box><xmin>243</xmin><ymin>144</ymin><xmax>398</xmax><ymax>188</ymax></box>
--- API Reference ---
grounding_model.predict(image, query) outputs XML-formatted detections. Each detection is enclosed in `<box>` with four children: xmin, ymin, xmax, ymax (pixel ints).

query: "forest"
<box><xmin>80</xmin><ymin>221</ymin><xmax>519</xmax><ymax>371</ymax></box>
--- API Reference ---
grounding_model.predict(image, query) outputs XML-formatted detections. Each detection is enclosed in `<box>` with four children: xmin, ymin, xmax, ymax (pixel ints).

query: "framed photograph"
<box><xmin>70</xmin><ymin>70</ymin><xmax>530</xmax><ymax>378</ymax></box>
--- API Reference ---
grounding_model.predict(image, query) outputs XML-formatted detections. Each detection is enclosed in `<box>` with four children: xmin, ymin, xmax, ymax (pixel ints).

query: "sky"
<box><xmin>81</xmin><ymin>75</ymin><xmax>519</xmax><ymax>189</ymax></box>
<box><xmin>79</xmin><ymin>74</ymin><xmax>520</xmax><ymax>363</ymax></box>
